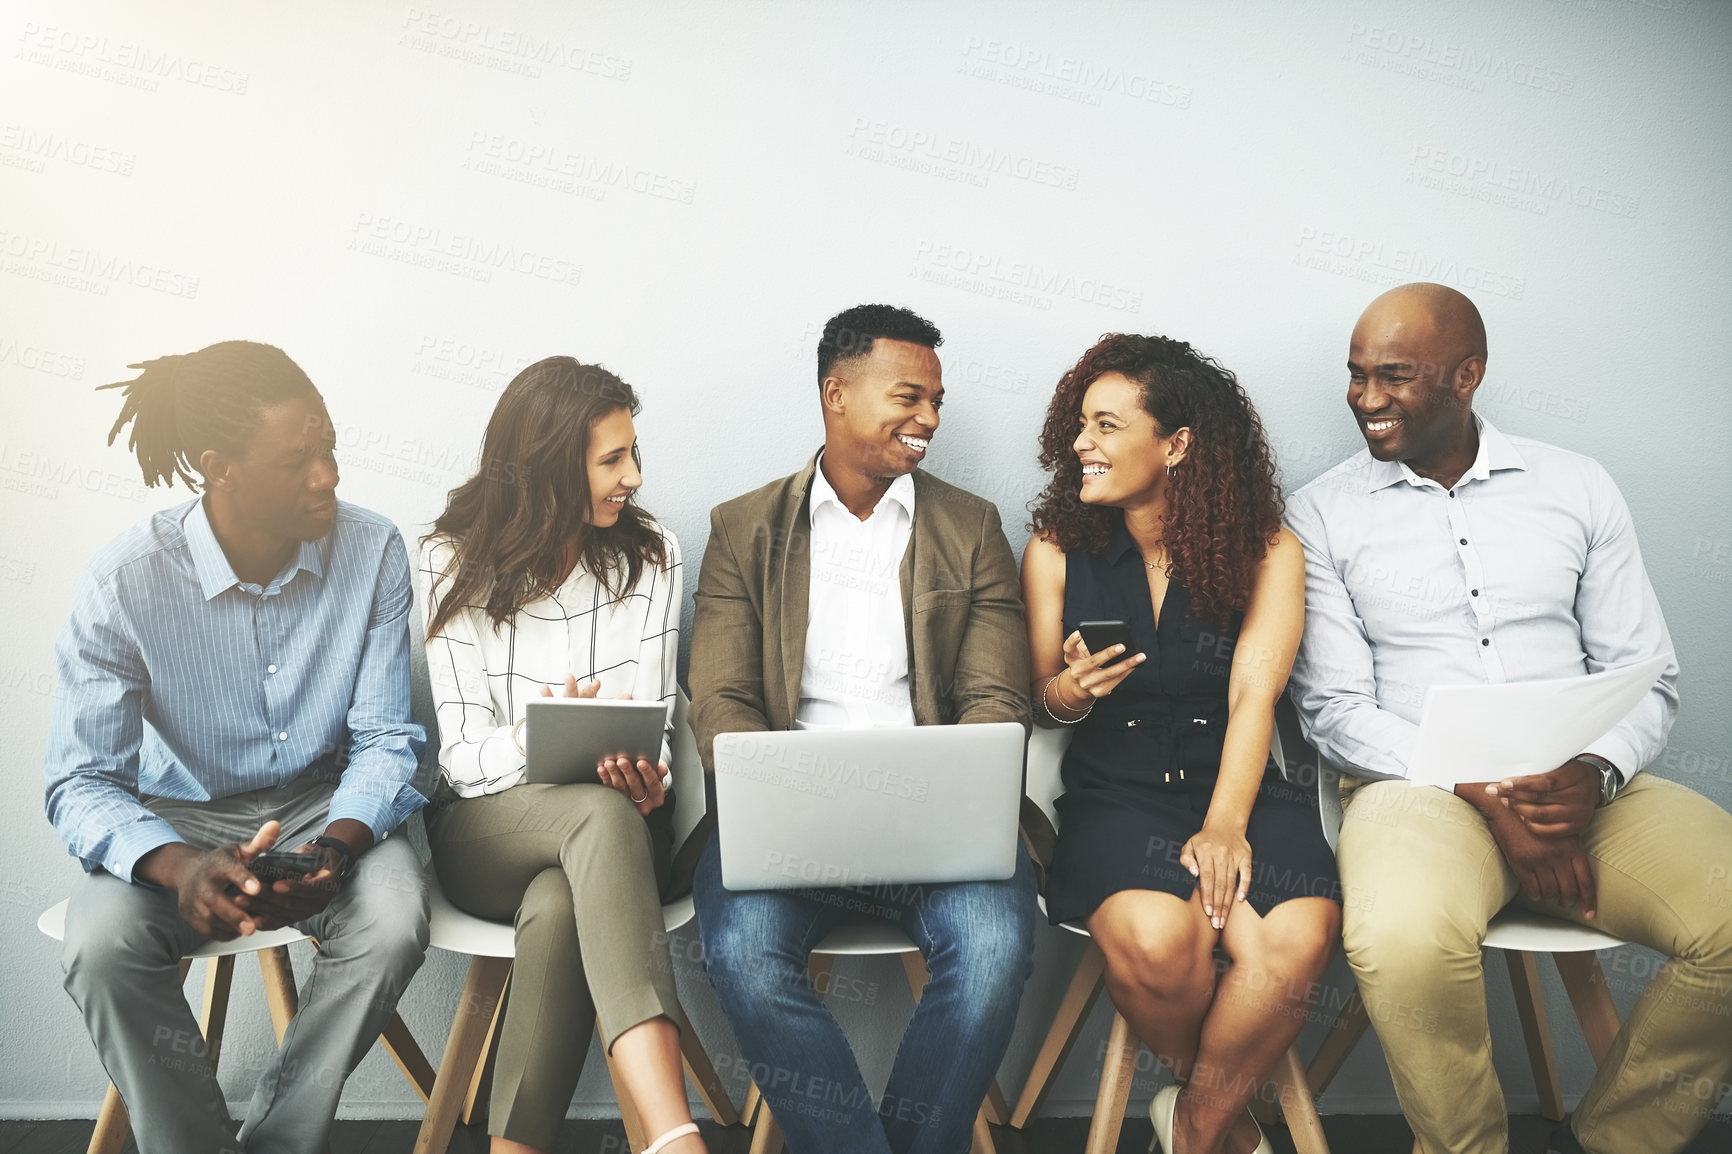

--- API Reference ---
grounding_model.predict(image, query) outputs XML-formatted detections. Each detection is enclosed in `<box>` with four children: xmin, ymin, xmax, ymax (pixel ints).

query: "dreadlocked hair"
<box><xmin>424</xmin><ymin>357</ymin><xmax>668</xmax><ymax>642</ymax></box>
<box><xmin>1028</xmin><ymin>333</ymin><xmax>1283</xmax><ymax>628</ymax></box>
<box><xmin>98</xmin><ymin>341</ymin><xmax>322</xmax><ymax>489</ymax></box>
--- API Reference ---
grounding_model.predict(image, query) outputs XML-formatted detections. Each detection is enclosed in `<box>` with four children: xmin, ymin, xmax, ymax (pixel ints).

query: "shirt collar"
<box><xmin>1366</xmin><ymin>413</ymin><xmax>1527</xmax><ymax>494</ymax></box>
<box><xmin>809</xmin><ymin>452</ymin><xmax>916</xmax><ymax>524</ymax></box>
<box><xmin>1106</xmin><ymin>518</ymin><xmax>1141</xmax><ymax>566</ymax></box>
<box><xmin>182</xmin><ymin>499</ymin><xmax>325</xmax><ymax>600</ymax></box>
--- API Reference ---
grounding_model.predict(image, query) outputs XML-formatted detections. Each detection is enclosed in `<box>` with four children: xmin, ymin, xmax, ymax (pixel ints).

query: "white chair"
<box><xmin>412</xmin><ymin>688</ymin><xmax>739</xmax><ymax>1154</ymax></box>
<box><xmin>1007</xmin><ymin>725</ymin><xmax>1333</xmax><ymax>1154</ymax></box>
<box><xmin>1274</xmin><ymin>699</ymin><xmax>1628</xmax><ymax>1150</ymax></box>
<box><xmin>36</xmin><ymin>904</ymin><xmax>436</xmax><ymax>1154</ymax></box>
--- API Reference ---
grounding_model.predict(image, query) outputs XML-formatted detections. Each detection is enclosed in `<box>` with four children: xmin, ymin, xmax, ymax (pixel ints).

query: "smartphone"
<box><xmin>1077</xmin><ymin>620</ymin><xmax>1138</xmax><ymax>667</ymax></box>
<box><xmin>248</xmin><ymin>849</ymin><xmax>323</xmax><ymax>885</ymax></box>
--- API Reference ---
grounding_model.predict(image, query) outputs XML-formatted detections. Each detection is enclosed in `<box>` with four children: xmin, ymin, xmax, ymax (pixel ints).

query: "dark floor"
<box><xmin>4</xmin><ymin>1115</ymin><xmax>1730</xmax><ymax>1153</ymax></box>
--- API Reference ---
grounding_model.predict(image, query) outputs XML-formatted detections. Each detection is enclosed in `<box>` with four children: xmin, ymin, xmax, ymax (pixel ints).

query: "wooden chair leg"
<box><xmin>681</xmin><ymin>1024</ymin><xmax>741</xmax><ymax>1125</ymax></box>
<box><xmin>412</xmin><ymin>955</ymin><xmax>510</xmax><ymax>1154</ymax></box>
<box><xmin>749</xmin><ymin>1100</ymin><xmax>784</xmax><ymax>1154</ymax></box>
<box><xmin>1083</xmin><ymin>1011</ymin><xmax>1138</xmax><ymax>1154</ymax></box>
<box><xmin>1553</xmin><ymin>951</ymin><xmax>1620</xmax><ymax>1064</ymax></box>
<box><xmin>984</xmin><ymin>1079</ymin><xmax>1010</xmax><ymax>1125</ymax></box>
<box><xmin>199</xmin><ymin>955</ymin><xmax>236</xmax><ymax>1076</ymax></box>
<box><xmin>971</xmin><ymin>1099</ymin><xmax>998</xmax><ymax>1154</ymax></box>
<box><xmin>1011</xmin><ymin>941</ymin><xmax>1108</xmax><ymax>1127</ymax></box>
<box><xmin>742</xmin><ymin>1081</ymin><xmax>762</xmax><ymax>1126</ymax></box>
<box><xmin>257</xmin><ymin>946</ymin><xmax>299</xmax><ymax>1044</ymax></box>
<box><xmin>808</xmin><ymin>951</ymin><xmax>837</xmax><ymax>993</ymax></box>
<box><xmin>382</xmin><ymin>1013</ymin><xmax>437</xmax><ymax>1102</ymax></box>
<box><xmin>1271</xmin><ymin>1044</ymin><xmax>1331</xmax><ymax>1154</ymax></box>
<box><xmin>899</xmin><ymin>949</ymin><xmax>929</xmax><ymax>999</ymax></box>
<box><xmin>85</xmin><ymin>1083</ymin><xmax>132</xmax><ymax>1154</ymax></box>
<box><xmin>1504</xmin><ymin>950</ymin><xmax>1565</xmax><ymax>1122</ymax></box>
<box><xmin>463</xmin><ymin>971</ymin><xmax>508</xmax><ymax>1126</ymax></box>
<box><xmin>1306</xmin><ymin>984</ymin><xmax>1369</xmax><ymax>1096</ymax></box>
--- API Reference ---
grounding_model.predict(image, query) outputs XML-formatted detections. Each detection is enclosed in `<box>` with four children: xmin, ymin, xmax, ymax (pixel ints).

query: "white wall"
<box><xmin>3</xmin><ymin>0</ymin><xmax>1728</xmax><ymax>1123</ymax></box>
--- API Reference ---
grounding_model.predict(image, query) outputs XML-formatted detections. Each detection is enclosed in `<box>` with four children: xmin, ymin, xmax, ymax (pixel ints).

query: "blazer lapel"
<box><xmin>903</xmin><ymin>474</ymin><xmax>927</xmax><ymax>723</ymax></box>
<box><xmin>777</xmin><ymin>453</ymin><xmax>819</xmax><ymax>726</ymax></box>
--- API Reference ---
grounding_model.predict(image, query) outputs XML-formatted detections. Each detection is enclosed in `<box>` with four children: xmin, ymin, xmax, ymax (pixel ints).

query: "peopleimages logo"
<box><xmin>846</xmin><ymin>118</ymin><xmax>1081</xmax><ymax>191</ymax></box>
<box><xmin>1408</xmin><ymin>146</ymin><xmax>1639</xmax><ymax>220</ymax></box>
<box><xmin>16</xmin><ymin>22</ymin><xmax>250</xmax><ymax>94</ymax></box>
<box><xmin>346</xmin><ymin>212</ymin><xmax>582</xmax><ymax>288</ymax></box>
<box><xmin>1343</xmin><ymin>21</ymin><xmax>1576</xmax><ymax>95</ymax></box>
<box><xmin>398</xmin><ymin>7</ymin><xmax>632</xmax><ymax>81</ymax></box>
<box><xmin>910</xmin><ymin>239</ymin><xmax>1143</xmax><ymax>313</ymax></box>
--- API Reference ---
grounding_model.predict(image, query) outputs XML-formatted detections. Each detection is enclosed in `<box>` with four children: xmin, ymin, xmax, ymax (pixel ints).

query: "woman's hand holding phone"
<box><xmin>1054</xmin><ymin>629</ymin><xmax>1145</xmax><ymax>707</ymax></box>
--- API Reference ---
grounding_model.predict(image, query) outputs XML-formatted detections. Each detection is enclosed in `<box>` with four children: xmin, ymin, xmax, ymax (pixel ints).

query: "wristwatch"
<box><xmin>1576</xmin><ymin>753</ymin><xmax>1622</xmax><ymax>808</ymax></box>
<box><xmin>311</xmin><ymin>835</ymin><xmax>356</xmax><ymax>879</ymax></box>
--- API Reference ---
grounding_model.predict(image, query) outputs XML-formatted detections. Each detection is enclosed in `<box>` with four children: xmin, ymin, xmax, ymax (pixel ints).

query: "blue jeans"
<box><xmin>693</xmin><ymin>836</ymin><xmax>1037</xmax><ymax>1154</ymax></box>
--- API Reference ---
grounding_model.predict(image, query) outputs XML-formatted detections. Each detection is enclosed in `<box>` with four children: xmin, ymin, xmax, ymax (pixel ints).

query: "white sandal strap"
<box><xmin>641</xmin><ymin>1121</ymin><xmax>700</xmax><ymax>1154</ymax></box>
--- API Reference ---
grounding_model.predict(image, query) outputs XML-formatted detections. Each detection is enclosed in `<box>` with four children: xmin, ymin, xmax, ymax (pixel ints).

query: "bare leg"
<box><xmin>489</xmin><ymin>1016</ymin><xmax>705</xmax><ymax>1154</ymax></box>
<box><xmin>1087</xmin><ymin>890</ymin><xmax>1217</xmax><ymax>1083</ymax></box>
<box><xmin>1171</xmin><ymin>897</ymin><xmax>1341</xmax><ymax>1154</ymax></box>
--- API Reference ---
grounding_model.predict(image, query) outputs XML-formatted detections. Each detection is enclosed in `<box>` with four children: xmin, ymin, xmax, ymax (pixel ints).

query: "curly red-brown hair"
<box><xmin>1028</xmin><ymin>333</ymin><xmax>1282</xmax><ymax>627</ymax></box>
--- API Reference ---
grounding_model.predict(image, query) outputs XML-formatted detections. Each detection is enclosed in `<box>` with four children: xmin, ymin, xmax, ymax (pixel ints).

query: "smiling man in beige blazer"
<box><xmin>686</xmin><ymin>303</ymin><xmax>1038</xmax><ymax>1154</ymax></box>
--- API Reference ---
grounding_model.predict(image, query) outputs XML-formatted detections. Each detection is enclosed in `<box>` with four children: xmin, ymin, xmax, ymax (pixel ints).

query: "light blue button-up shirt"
<box><xmin>1285</xmin><ymin>416</ymin><xmax>1678</xmax><ymax>784</ymax></box>
<box><xmin>45</xmin><ymin>498</ymin><xmax>427</xmax><ymax>879</ymax></box>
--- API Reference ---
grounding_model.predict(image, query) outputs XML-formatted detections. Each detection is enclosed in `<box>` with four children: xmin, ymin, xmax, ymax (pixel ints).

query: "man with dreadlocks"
<box><xmin>44</xmin><ymin>341</ymin><xmax>430</xmax><ymax>1154</ymax></box>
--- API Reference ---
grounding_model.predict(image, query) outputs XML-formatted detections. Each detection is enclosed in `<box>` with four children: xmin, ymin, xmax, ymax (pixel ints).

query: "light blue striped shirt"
<box><xmin>45</xmin><ymin>498</ymin><xmax>427</xmax><ymax>879</ymax></box>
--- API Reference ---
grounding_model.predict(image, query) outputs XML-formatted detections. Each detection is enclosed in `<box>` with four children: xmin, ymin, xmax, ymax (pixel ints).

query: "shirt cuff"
<box><xmin>1582</xmin><ymin>739</ymin><xmax>1640</xmax><ymax>784</ymax></box>
<box><xmin>107</xmin><ymin>818</ymin><xmax>187</xmax><ymax>884</ymax></box>
<box><xmin>326</xmin><ymin>782</ymin><xmax>427</xmax><ymax>844</ymax></box>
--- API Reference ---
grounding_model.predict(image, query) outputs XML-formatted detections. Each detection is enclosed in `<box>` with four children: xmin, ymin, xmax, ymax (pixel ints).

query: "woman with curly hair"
<box><xmin>1022</xmin><ymin>334</ymin><xmax>1341</xmax><ymax>1154</ymax></box>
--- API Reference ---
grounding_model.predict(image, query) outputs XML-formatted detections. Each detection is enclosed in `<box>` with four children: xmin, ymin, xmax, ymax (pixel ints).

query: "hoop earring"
<box><xmin>1166</xmin><ymin>465</ymin><xmax>1176</xmax><ymax>478</ymax></box>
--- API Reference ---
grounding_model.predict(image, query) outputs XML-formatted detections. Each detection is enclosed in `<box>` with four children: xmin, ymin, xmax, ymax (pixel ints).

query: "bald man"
<box><xmin>1285</xmin><ymin>283</ymin><xmax>1731</xmax><ymax>1154</ymax></box>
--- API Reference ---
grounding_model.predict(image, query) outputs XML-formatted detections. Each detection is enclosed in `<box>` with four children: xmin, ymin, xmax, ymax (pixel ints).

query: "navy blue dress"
<box><xmin>1043</xmin><ymin>523</ymin><xmax>1341</xmax><ymax>925</ymax></box>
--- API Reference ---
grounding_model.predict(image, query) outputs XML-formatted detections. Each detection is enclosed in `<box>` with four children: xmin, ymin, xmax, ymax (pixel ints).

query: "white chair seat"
<box><xmin>1485</xmin><ymin>907</ymin><xmax>1625</xmax><ymax>953</ymax></box>
<box><xmin>810</xmin><ymin>917</ymin><xmax>923</xmax><ymax>957</ymax></box>
<box><xmin>37</xmin><ymin>897</ymin><xmax>311</xmax><ymax>956</ymax></box>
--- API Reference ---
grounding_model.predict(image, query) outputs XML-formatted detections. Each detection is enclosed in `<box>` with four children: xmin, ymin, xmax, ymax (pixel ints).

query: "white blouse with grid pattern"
<box><xmin>416</xmin><ymin>526</ymin><xmax>682</xmax><ymax>798</ymax></box>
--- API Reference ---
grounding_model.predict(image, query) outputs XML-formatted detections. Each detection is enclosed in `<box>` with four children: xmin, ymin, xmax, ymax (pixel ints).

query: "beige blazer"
<box><xmin>675</xmin><ymin>451</ymin><xmax>1048</xmax><ymax>891</ymax></box>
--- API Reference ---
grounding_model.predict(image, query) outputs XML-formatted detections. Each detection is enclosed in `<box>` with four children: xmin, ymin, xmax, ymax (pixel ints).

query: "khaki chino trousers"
<box><xmin>427</xmin><ymin>782</ymin><xmax>685</xmax><ymax>1150</ymax></box>
<box><xmin>1337</xmin><ymin>773</ymin><xmax>1732</xmax><ymax>1154</ymax></box>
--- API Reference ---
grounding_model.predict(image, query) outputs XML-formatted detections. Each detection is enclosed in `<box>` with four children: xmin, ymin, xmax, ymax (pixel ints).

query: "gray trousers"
<box><xmin>59</xmin><ymin>776</ymin><xmax>430</xmax><ymax>1154</ymax></box>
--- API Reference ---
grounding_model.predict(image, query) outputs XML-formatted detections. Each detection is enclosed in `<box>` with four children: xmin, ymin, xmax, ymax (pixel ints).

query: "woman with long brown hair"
<box><xmin>1022</xmin><ymin>335</ymin><xmax>1340</xmax><ymax>1154</ymax></box>
<box><xmin>418</xmin><ymin>357</ymin><xmax>704</xmax><ymax>1154</ymax></box>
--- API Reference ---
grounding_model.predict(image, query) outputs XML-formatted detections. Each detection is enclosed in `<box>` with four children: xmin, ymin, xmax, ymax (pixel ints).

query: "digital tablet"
<box><xmin>521</xmin><ymin>698</ymin><xmax>669</xmax><ymax>786</ymax></box>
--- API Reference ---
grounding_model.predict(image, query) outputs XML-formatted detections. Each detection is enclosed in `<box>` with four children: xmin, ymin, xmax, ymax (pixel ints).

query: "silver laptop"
<box><xmin>713</xmin><ymin>723</ymin><xmax>1025</xmax><ymax>891</ymax></box>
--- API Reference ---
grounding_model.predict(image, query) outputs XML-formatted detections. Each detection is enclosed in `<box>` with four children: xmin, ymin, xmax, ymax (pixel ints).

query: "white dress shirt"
<box><xmin>797</xmin><ymin>458</ymin><xmax>917</xmax><ymax>729</ymax></box>
<box><xmin>1285</xmin><ymin>416</ymin><xmax>1677</xmax><ymax>785</ymax></box>
<box><xmin>416</xmin><ymin>525</ymin><xmax>682</xmax><ymax>797</ymax></box>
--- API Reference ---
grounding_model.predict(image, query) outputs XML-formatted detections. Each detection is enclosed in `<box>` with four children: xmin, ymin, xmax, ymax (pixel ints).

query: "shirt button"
<box><xmin>1470</xmin><ymin>589</ymin><xmax>1479</xmax><ymax>597</ymax></box>
<box><xmin>267</xmin><ymin>664</ymin><xmax>278</xmax><ymax>674</ymax></box>
<box><xmin>1460</xmin><ymin>538</ymin><xmax>1468</xmax><ymax>545</ymax></box>
<box><xmin>1481</xmin><ymin>638</ymin><xmax>1490</xmax><ymax>647</ymax></box>
<box><xmin>1449</xmin><ymin>491</ymin><xmax>1456</xmax><ymax>498</ymax></box>
<box><xmin>277</xmin><ymin>731</ymin><xmax>289</xmax><ymax>741</ymax></box>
